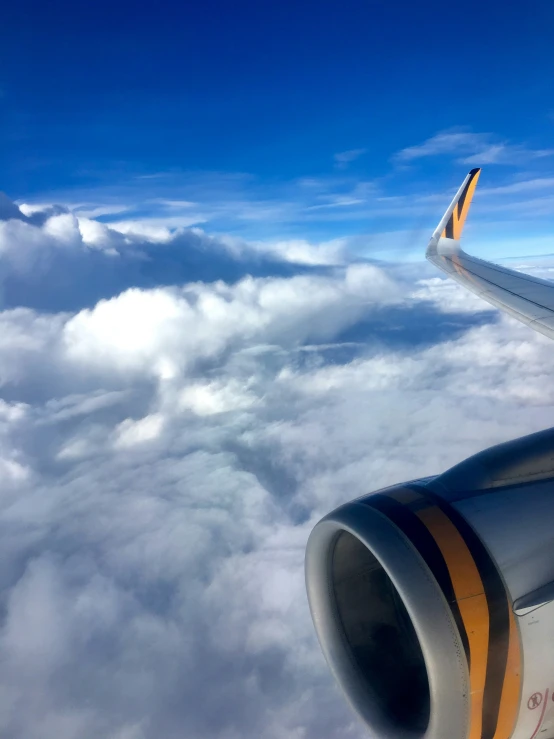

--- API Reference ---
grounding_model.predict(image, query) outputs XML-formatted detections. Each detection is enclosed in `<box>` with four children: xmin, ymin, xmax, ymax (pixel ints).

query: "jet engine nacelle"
<box><xmin>306</xmin><ymin>427</ymin><xmax>554</xmax><ymax>739</ymax></box>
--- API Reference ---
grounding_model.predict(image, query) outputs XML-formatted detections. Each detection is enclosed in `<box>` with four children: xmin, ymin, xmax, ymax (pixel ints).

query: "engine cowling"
<box><xmin>306</xmin><ymin>427</ymin><xmax>554</xmax><ymax>739</ymax></box>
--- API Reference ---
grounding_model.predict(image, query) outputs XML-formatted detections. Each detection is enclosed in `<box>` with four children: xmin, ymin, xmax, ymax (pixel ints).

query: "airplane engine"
<box><xmin>305</xmin><ymin>427</ymin><xmax>554</xmax><ymax>739</ymax></box>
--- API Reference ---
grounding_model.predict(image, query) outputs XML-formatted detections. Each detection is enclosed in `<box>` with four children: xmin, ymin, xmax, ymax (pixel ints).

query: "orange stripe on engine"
<box><xmin>416</xmin><ymin>507</ymin><xmax>483</xmax><ymax>600</ymax></box>
<box><xmin>492</xmin><ymin>608</ymin><xmax>522</xmax><ymax>739</ymax></box>
<box><xmin>459</xmin><ymin>594</ymin><xmax>490</xmax><ymax>739</ymax></box>
<box><xmin>416</xmin><ymin>505</ymin><xmax>490</xmax><ymax>739</ymax></box>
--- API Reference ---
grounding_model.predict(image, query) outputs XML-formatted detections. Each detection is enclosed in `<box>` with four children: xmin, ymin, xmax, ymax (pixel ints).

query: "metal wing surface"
<box><xmin>426</xmin><ymin>167</ymin><xmax>554</xmax><ymax>340</ymax></box>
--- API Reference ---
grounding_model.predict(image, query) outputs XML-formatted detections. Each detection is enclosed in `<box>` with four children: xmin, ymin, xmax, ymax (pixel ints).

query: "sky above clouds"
<box><xmin>2</xmin><ymin>0</ymin><xmax>554</xmax><ymax>255</ymax></box>
<box><xmin>1</xmin><ymin>2</ymin><xmax>554</xmax><ymax>738</ymax></box>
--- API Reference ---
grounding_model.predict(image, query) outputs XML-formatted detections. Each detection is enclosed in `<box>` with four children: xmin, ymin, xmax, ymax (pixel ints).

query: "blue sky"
<box><xmin>2</xmin><ymin>0</ymin><xmax>554</xmax><ymax>257</ymax></box>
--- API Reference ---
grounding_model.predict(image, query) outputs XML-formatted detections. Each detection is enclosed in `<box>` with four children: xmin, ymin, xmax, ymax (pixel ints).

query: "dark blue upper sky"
<box><xmin>2</xmin><ymin>0</ymin><xmax>554</xmax><ymax>255</ymax></box>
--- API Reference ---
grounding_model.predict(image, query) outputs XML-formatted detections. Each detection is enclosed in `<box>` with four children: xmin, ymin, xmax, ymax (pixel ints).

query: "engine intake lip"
<box><xmin>305</xmin><ymin>500</ymin><xmax>469</xmax><ymax>739</ymax></box>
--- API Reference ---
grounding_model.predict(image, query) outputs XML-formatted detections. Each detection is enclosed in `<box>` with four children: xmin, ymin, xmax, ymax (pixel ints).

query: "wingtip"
<box><xmin>430</xmin><ymin>168</ymin><xmax>482</xmax><ymax>244</ymax></box>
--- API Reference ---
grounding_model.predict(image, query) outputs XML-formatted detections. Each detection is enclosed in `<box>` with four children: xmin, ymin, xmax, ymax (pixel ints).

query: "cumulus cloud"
<box><xmin>1</xmin><ymin>189</ymin><xmax>554</xmax><ymax>739</ymax></box>
<box><xmin>62</xmin><ymin>265</ymin><xmax>400</xmax><ymax>381</ymax></box>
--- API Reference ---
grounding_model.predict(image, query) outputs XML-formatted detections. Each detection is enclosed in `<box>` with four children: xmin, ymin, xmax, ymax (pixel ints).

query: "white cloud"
<box><xmin>478</xmin><ymin>177</ymin><xmax>554</xmax><ymax>195</ymax></box>
<box><xmin>394</xmin><ymin>129</ymin><xmax>554</xmax><ymax>166</ymax></box>
<box><xmin>18</xmin><ymin>202</ymin><xmax>57</xmax><ymax>217</ymax></box>
<box><xmin>395</xmin><ymin>131</ymin><xmax>486</xmax><ymax>162</ymax></box>
<box><xmin>151</xmin><ymin>199</ymin><xmax>197</xmax><ymax>209</ymax></box>
<box><xmin>42</xmin><ymin>214</ymin><xmax>82</xmax><ymax>245</ymax></box>
<box><xmin>254</xmin><ymin>238</ymin><xmax>347</xmax><ymax>266</ymax></box>
<box><xmin>460</xmin><ymin>144</ymin><xmax>554</xmax><ymax>166</ymax></box>
<box><xmin>73</xmin><ymin>205</ymin><xmax>132</xmax><ymax>219</ymax></box>
<box><xmin>179</xmin><ymin>379</ymin><xmax>258</xmax><ymax>415</ymax></box>
<box><xmin>461</xmin><ymin>144</ymin><xmax>507</xmax><ymax>165</ymax></box>
<box><xmin>333</xmin><ymin>148</ymin><xmax>367</xmax><ymax>169</ymax></box>
<box><xmin>410</xmin><ymin>276</ymin><xmax>490</xmax><ymax>313</ymax></box>
<box><xmin>77</xmin><ymin>217</ymin><xmax>122</xmax><ymax>251</ymax></box>
<box><xmin>114</xmin><ymin>413</ymin><xmax>165</xmax><ymax>448</ymax></box>
<box><xmin>109</xmin><ymin>216</ymin><xmax>207</xmax><ymax>241</ymax></box>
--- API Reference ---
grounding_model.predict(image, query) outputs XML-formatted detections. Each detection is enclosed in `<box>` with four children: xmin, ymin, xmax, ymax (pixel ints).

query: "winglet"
<box><xmin>429</xmin><ymin>168</ymin><xmax>481</xmax><ymax>248</ymax></box>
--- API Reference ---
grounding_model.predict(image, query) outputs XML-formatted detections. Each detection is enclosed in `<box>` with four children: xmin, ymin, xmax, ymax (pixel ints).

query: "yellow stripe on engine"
<box><xmin>492</xmin><ymin>608</ymin><xmax>522</xmax><ymax>739</ymax></box>
<box><xmin>416</xmin><ymin>505</ymin><xmax>490</xmax><ymax>739</ymax></box>
<box><xmin>460</xmin><ymin>595</ymin><xmax>490</xmax><ymax>739</ymax></box>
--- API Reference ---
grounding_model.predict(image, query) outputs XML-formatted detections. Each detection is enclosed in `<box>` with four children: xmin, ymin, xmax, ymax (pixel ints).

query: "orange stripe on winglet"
<box><xmin>453</xmin><ymin>169</ymin><xmax>481</xmax><ymax>240</ymax></box>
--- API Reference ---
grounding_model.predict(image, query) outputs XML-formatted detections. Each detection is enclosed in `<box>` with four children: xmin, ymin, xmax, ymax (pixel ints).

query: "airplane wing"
<box><xmin>426</xmin><ymin>168</ymin><xmax>554</xmax><ymax>340</ymax></box>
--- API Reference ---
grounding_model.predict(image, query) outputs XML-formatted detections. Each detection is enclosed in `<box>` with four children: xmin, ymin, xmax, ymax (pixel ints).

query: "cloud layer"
<box><xmin>0</xmin><ymin>195</ymin><xmax>554</xmax><ymax>739</ymax></box>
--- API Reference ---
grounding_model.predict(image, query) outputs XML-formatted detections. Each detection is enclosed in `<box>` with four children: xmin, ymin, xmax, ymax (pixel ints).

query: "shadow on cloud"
<box><xmin>0</xmin><ymin>194</ymin><xmax>337</xmax><ymax>312</ymax></box>
<box><xmin>335</xmin><ymin>302</ymin><xmax>497</xmax><ymax>351</ymax></box>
